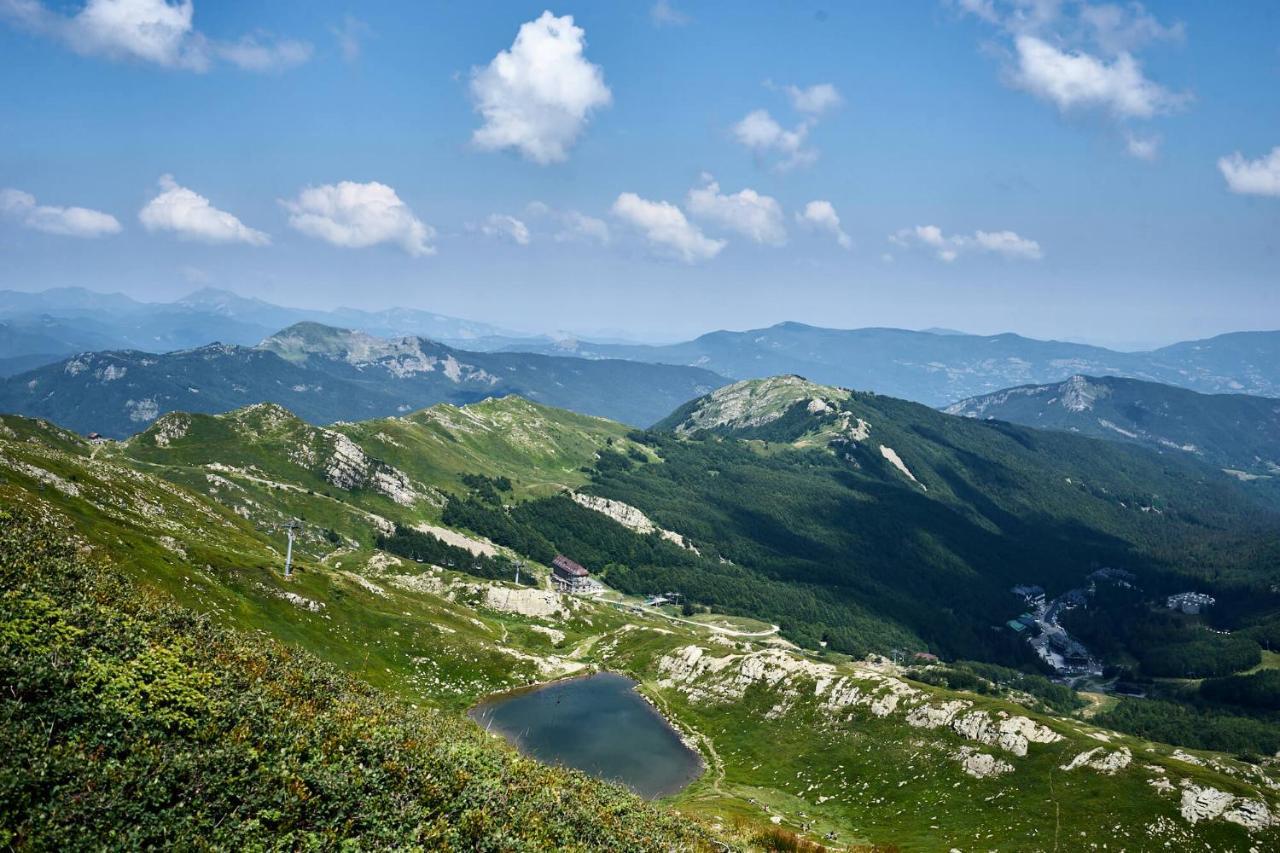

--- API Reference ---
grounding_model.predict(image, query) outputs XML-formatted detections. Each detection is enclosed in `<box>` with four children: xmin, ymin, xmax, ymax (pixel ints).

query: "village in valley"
<box><xmin>1007</xmin><ymin>568</ymin><xmax>1218</xmax><ymax>696</ymax></box>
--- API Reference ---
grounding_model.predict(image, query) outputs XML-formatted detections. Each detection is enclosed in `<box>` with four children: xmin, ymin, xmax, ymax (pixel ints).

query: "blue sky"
<box><xmin>0</xmin><ymin>1</ymin><xmax>1276</xmax><ymax>347</ymax></box>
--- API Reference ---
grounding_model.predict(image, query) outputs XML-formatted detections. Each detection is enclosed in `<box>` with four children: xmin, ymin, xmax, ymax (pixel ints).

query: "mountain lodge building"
<box><xmin>551</xmin><ymin>554</ymin><xmax>591</xmax><ymax>592</ymax></box>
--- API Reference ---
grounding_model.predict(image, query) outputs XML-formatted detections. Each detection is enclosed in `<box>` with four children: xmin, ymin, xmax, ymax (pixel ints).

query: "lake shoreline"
<box><xmin>467</xmin><ymin>670</ymin><xmax>705</xmax><ymax>799</ymax></box>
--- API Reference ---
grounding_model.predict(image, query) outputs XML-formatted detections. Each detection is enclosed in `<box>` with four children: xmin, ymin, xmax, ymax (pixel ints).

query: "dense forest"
<box><xmin>376</xmin><ymin>524</ymin><xmax>536</xmax><ymax>586</ymax></box>
<box><xmin>435</xmin><ymin>391</ymin><xmax>1280</xmax><ymax>665</ymax></box>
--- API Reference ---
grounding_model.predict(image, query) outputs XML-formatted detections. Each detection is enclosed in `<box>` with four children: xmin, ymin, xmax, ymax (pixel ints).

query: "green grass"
<box><xmin>1242</xmin><ymin>649</ymin><xmax>1280</xmax><ymax>675</ymax></box>
<box><xmin>0</xmin><ymin>506</ymin><xmax>712</xmax><ymax>851</ymax></box>
<box><xmin>3</xmin><ymin>408</ymin><xmax>1279</xmax><ymax>849</ymax></box>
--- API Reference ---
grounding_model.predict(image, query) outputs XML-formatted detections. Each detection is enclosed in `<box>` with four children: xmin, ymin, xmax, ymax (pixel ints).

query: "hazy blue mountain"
<box><xmin>945</xmin><ymin>374</ymin><xmax>1280</xmax><ymax>479</ymax></box>
<box><xmin>1144</xmin><ymin>331</ymin><xmax>1280</xmax><ymax>396</ymax></box>
<box><xmin>501</xmin><ymin>322</ymin><xmax>1280</xmax><ymax>406</ymax></box>
<box><xmin>0</xmin><ymin>322</ymin><xmax>726</xmax><ymax>437</ymax></box>
<box><xmin>0</xmin><ymin>288</ymin><xmax>544</xmax><ymax>370</ymax></box>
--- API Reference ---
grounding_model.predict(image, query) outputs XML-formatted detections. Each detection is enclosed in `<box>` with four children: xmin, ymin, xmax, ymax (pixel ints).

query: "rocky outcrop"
<box><xmin>572</xmin><ymin>493</ymin><xmax>697</xmax><ymax>551</ymax></box>
<box><xmin>955</xmin><ymin>747</ymin><xmax>1013</xmax><ymax>779</ymax></box>
<box><xmin>148</xmin><ymin>412</ymin><xmax>190</xmax><ymax>447</ymax></box>
<box><xmin>322</xmin><ymin>432</ymin><xmax>419</xmax><ymax>505</ymax></box>
<box><xmin>905</xmin><ymin>699</ymin><xmax>969</xmax><ymax>731</ymax></box>
<box><xmin>947</xmin><ymin>710</ymin><xmax>1062</xmax><ymax>757</ymax></box>
<box><xmin>1180</xmin><ymin>782</ymin><xmax>1275</xmax><ymax>831</ymax></box>
<box><xmin>1061</xmin><ymin>747</ymin><xmax>1132</xmax><ymax>775</ymax></box>
<box><xmin>482</xmin><ymin>586</ymin><xmax>568</xmax><ymax>619</ymax></box>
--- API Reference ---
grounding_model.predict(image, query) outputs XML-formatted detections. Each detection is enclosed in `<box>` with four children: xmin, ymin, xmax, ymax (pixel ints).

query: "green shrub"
<box><xmin>0</xmin><ymin>507</ymin><xmax>708</xmax><ymax>851</ymax></box>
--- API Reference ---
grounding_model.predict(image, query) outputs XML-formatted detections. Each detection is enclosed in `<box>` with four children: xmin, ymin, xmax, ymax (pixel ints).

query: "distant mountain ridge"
<box><xmin>501</xmin><ymin>322</ymin><xmax>1280</xmax><ymax>406</ymax></box>
<box><xmin>0</xmin><ymin>287</ymin><xmax>546</xmax><ymax>374</ymax></box>
<box><xmin>0</xmin><ymin>322</ymin><xmax>726</xmax><ymax>437</ymax></box>
<box><xmin>945</xmin><ymin>375</ymin><xmax>1280</xmax><ymax>479</ymax></box>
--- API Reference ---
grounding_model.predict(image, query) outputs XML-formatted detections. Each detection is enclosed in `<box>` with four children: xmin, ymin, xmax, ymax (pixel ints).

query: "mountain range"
<box><xmin>946</xmin><ymin>375</ymin><xmax>1280</xmax><ymax>479</ymax></box>
<box><xmin>0</xmin><ymin>321</ymin><xmax>725</xmax><ymax>437</ymax></box>
<box><xmin>3</xmin><ymin>382</ymin><xmax>1279</xmax><ymax>848</ymax></box>
<box><xmin>6</xmin><ymin>288</ymin><xmax>1280</xmax><ymax>410</ymax></box>
<box><xmin>501</xmin><ymin>322</ymin><xmax>1280</xmax><ymax>406</ymax></box>
<box><xmin>0</xmin><ymin>287</ymin><xmax>551</xmax><ymax>375</ymax></box>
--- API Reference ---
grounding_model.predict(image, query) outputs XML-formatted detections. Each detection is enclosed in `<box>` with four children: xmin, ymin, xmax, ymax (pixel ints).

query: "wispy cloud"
<box><xmin>890</xmin><ymin>224</ymin><xmax>1042</xmax><ymax>261</ymax></box>
<box><xmin>0</xmin><ymin>0</ymin><xmax>311</xmax><ymax>72</ymax></box>
<box><xmin>0</xmin><ymin>188</ymin><xmax>122</xmax><ymax>237</ymax></box>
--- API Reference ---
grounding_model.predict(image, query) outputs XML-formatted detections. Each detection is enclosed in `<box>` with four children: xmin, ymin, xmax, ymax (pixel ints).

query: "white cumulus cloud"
<box><xmin>1011</xmin><ymin>35</ymin><xmax>1183</xmax><ymax>120</ymax></box>
<box><xmin>796</xmin><ymin>200</ymin><xmax>851</xmax><ymax>249</ymax></box>
<box><xmin>732</xmin><ymin>109</ymin><xmax>816</xmax><ymax>171</ymax></box>
<box><xmin>971</xmin><ymin>229</ymin><xmax>1043</xmax><ymax>259</ymax></box>
<box><xmin>282</xmin><ymin>181</ymin><xmax>435</xmax><ymax>256</ymax></box>
<box><xmin>955</xmin><ymin>2</ymin><xmax>1186</xmax><ymax>156</ymax></box>
<box><xmin>470</xmin><ymin>11</ymin><xmax>611</xmax><ymax>165</ymax></box>
<box><xmin>783</xmin><ymin>82</ymin><xmax>842</xmax><ymax>116</ymax></box>
<box><xmin>611</xmin><ymin>192</ymin><xmax>725</xmax><ymax>264</ymax></box>
<box><xmin>1218</xmin><ymin>147</ymin><xmax>1280</xmax><ymax>198</ymax></box>
<box><xmin>890</xmin><ymin>224</ymin><xmax>1041</xmax><ymax>261</ymax></box>
<box><xmin>686</xmin><ymin>176</ymin><xmax>786</xmax><ymax>246</ymax></box>
<box><xmin>0</xmin><ymin>188</ymin><xmax>122</xmax><ymax>237</ymax></box>
<box><xmin>479</xmin><ymin>213</ymin><xmax>531</xmax><ymax>245</ymax></box>
<box><xmin>1</xmin><ymin>0</ymin><xmax>310</xmax><ymax>72</ymax></box>
<box><xmin>139</xmin><ymin>175</ymin><xmax>268</xmax><ymax>245</ymax></box>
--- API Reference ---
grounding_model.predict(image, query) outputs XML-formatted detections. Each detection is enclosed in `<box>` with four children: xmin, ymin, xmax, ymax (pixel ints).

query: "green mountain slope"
<box><xmin>3</xmin><ymin>391</ymin><xmax>1280</xmax><ymax>848</ymax></box>
<box><xmin>0</xmin><ymin>322</ymin><xmax>726</xmax><ymax>438</ymax></box>
<box><xmin>945</xmin><ymin>374</ymin><xmax>1280</xmax><ymax>479</ymax></box>
<box><xmin>0</xmin><ymin>506</ymin><xmax>706</xmax><ymax>851</ymax></box>
<box><xmin>595</xmin><ymin>378</ymin><xmax>1280</xmax><ymax>656</ymax></box>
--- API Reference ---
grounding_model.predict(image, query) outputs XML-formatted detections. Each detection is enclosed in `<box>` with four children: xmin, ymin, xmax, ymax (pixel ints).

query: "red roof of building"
<box><xmin>552</xmin><ymin>554</ymin><xmax>589</xmax><ymax>577</ymax></box>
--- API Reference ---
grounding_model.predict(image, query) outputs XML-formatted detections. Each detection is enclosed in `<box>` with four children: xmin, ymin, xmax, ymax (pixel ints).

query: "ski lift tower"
<box><xmin>282</xmin><ymin>518</ymin><xmax>302</xmax><ymax>579</ymax></box>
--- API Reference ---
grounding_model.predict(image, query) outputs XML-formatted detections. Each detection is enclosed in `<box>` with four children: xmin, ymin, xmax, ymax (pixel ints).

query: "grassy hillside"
<box><xmin>3</xmin><ymin>395</ymin><xmax>1280</xmax><ymax>849</ymax></box>
<box><xmin>0</xmin><ymin>506</ymin><xmax>707</xmax><ymax>851</ymax></box>
<box><xmin>568</xmin><ymin>379</ymin><xmax>1280</xmax><ymax>658</ymax></box>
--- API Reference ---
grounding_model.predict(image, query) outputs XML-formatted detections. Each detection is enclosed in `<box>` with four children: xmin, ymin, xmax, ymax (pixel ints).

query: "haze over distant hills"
<box><xmin>946</xmin><ymin>375</ymin><xmax>1280</xmax><ymax>480</ymax></box>
<box><xmin>501</xmin><ymin>322</ymin><xmax>1280</xmax><ymax>406</ymax></box>
<box><xmin>0</xmin><ymin>321</ymin><xmax>725</xmax><ymax>437</ymax></box>
<box><xmin>0</xmin><ymin>287</ymin><xmax>549</xmax><ymax>375</ymax></box>
<box><xmin>5</xmin><ymin>287</ymin><xmax>1280</xmax><ymax>412</ymax></box>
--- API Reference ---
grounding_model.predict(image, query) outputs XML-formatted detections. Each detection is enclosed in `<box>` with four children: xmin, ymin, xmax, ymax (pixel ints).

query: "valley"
<box><xmin>3</xmin><ymin>379</ymin><xmax>1280</xmax><ymax>849</ymax></box>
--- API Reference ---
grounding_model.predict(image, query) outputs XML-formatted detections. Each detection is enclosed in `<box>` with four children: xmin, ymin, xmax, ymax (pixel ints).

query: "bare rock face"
<box><xmin>906</xmin><ymin>699</ymin><xmax>971</xmax><ymax>729</ymax></box>
<box><xmin>948</xmin><ymin>710</ymin><xmax>1061</xmax><ymax>757</ymax></box>
<box><xmin>955</xmin><ymin>747</ymin><xmax>1014</xmax><ymax>779</ymax></box>
<box><xmin>322</xmin><ymin>431</ymin><xmax>419</xmax><ymax>505</ymax></box>
<box><xmin>572</xmin><ymin>492</ymin><xmax>699</xmax><ymax>551</ymax></box>
<box><xmin>149</xmin><ymin>412</ymin><xmax>190</xmax><ymax>447</ymax></box>
<box><xmin>1180</xmin><ymin>782</ymin><xmax>1275</xmax><ymax>831</ymax></box>
<box><xmin>1060</xmin><ymin>747</ymin><xmax>1132</xmax><ymax>775</ymax></box>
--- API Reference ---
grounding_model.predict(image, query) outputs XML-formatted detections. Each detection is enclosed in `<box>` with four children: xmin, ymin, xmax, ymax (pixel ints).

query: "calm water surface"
<box><xmin>469</xmin><ymin>671</ymin><xmax>703</xmax><ymax>799</ymax></box>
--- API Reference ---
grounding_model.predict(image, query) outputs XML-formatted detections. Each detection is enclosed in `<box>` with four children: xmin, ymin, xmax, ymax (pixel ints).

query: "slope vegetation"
<box><xmin>0</xmin><ymin>506</ymin><xmax>706</xmax><ymax>851</ymax></box>
<box><xmin>2</xmin><ymin>391</ymin><xmax>1280</xmax><ymax>848</ymax></box>
<box><xmin>946</xmin><ymin>374</ymin><xmax>1280</xmax><ymax>479</ymax></box>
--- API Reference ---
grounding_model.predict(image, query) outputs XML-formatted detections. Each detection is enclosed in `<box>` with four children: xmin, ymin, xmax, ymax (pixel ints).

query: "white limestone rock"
<box><xmin>1060</xmin><ymin>747</ymin><xmax>1132</xmax><ymax>775</ymax></box>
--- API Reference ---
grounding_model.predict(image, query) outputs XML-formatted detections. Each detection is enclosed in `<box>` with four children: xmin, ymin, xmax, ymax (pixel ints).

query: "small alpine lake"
<box><xmin>469</xmin><ymin>671</ymin><xmax>703</xmax><ymax>799</ymax></box>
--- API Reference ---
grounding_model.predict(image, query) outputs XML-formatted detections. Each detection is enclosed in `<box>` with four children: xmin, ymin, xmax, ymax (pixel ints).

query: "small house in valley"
<box><xmin>551</xmin><ymin>554</ymin><xmax>591</xmax><ymax>593</ymax></box>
